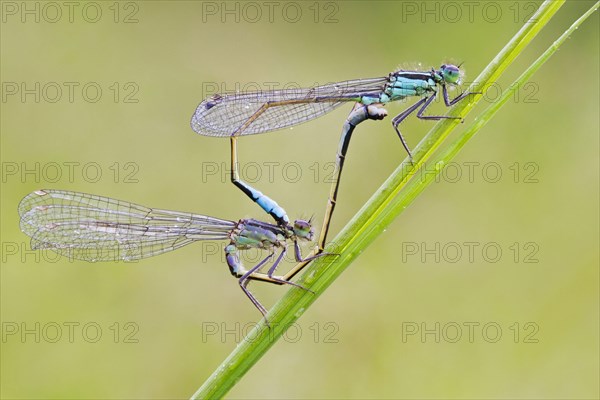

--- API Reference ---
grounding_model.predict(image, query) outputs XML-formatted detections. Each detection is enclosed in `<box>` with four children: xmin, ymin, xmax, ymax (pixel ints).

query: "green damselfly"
<box><xmin>191</xmin><ymin>64</ymin><xmax>478</xmax><ymax>249</ymax></box>
<box><xmin>18</xmin><ymin>189</ymin><xmax>322</xmax><ymax>318</ymax></box>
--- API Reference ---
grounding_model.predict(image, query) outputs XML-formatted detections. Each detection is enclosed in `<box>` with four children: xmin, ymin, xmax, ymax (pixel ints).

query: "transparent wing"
<box><xmin>190</xmin><ymin>76</ymin><xmax>388</xmax><ymax>137</ymax></box>
<box><xmin>18</xmin><ymin>190</ymin><xmax>236</xmax><ymax>262</ymax></box>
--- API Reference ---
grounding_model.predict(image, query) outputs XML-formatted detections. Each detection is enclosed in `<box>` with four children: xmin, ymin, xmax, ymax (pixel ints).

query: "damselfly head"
<box><xmin>293</xmin><ymin>219</ymin><xmax>314</xmax><ymax>241</ymax></box>
<box><xmin>440</xmin><ymin>64</ymin><xmax>462</xmax><ymax>85</ymax></box>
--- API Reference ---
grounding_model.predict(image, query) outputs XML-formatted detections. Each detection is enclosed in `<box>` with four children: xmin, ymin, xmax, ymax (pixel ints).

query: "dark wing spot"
<box><xmin>205</xmin><ymin>94</ymin><xmax>223</xmax><ymax>110</ymax></box>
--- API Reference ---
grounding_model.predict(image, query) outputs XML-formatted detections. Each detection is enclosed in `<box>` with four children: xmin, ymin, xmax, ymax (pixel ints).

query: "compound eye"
<box><xmin>294</xmin><ymin>220</ymin><xmax>310</xmax><ymax>230</ymax></box>
<box><xmin>442</xmin><ymin>64</ymin><xmax>460</xmax><ymax>84</ymax></box>
<box><xmin>293</xmin><ymin>219</ymin><xmax>314</xmax><ymax>240</ymax></box>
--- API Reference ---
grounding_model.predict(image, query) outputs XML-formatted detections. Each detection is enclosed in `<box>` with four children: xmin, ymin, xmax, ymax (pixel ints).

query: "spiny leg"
<box><xmin>240</xmin><ymin>248</ymin><xmax>312</xmax><ymax>320</ymax></box>
<box><xmin>273</xmin><ymin>240</ymin><xmax>330</xmax><ymax>284</ymax></box>
<box><xmin>237</xmin><ymin>251</ymin><xmax>276</xmax><ymax>317</ymax></box>
<box><xmin>293</xmin><ymin>240</ymin><xmax>328</xmax><ymax>264</ymax></box>
<box><xmin>414</xmin><ymin>91</ymin><xmax>461</xmax><ymax>121</ymax></box>
<box><xmin>391</xmin><ymin>90</ymin><xmax>467</xmax><ymax>158</ymax></box>
<box><xmin>264</xmin><ymin>247</ymin><xmax>308</xmax><ymax>291</ymax></box>
<box><xmin>442</xmin><ymin>84</ymin><xmax>480</xmax><ymax>106</ymax></box>
<box><xmin>391</xmin><ymin>95</ymin><xmax>431</xmax><ymax>159</ymax></box>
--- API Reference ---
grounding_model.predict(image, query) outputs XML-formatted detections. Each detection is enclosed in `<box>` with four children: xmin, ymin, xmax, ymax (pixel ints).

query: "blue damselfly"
<box><xmin>18</xmin><ymin>189</ymin><xmax>321</xmax><ymax>317</ymax></box>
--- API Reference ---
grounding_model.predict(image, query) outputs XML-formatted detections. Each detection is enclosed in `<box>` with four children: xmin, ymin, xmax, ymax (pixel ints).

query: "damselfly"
<box><xmin>18</xmin><ymin>189</ymin><xmax>321</xmax><ymax>317</ymax></box>
<box><xmin>191</xmin><ymin>64</ymin><xmax>477</xmax><ymax>248</ymax></box>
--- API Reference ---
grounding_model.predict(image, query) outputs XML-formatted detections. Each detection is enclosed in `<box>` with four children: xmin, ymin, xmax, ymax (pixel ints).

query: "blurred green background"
<box><xmin>1</xmin><ymin>1</ymin><xmax>598</xmax><ymax>398</ymax></box>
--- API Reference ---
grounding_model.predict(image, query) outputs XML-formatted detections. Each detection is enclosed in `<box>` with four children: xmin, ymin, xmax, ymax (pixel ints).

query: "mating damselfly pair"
<box><xmin>19</xmin><ymin>64</ymin><xmax>476</xmax><ymax>320</ymax></box>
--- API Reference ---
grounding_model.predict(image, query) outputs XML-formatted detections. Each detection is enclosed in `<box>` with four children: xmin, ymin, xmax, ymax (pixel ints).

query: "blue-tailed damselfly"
<box><xmin>18</xmin><ymin>189</ymin><xmax>322</xmax><ymax>318</ymax></box>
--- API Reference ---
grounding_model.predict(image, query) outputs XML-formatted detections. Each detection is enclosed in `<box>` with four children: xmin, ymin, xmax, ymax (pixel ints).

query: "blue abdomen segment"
<box><xmin>234</xmin><ymin>181</ymin><xmax>289</xmax><ymax>226</ymax></box>
<box><xmin>256</xmin><ymin>194</ymin><xmax>288</xmax><ymax>225</ymax></box>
